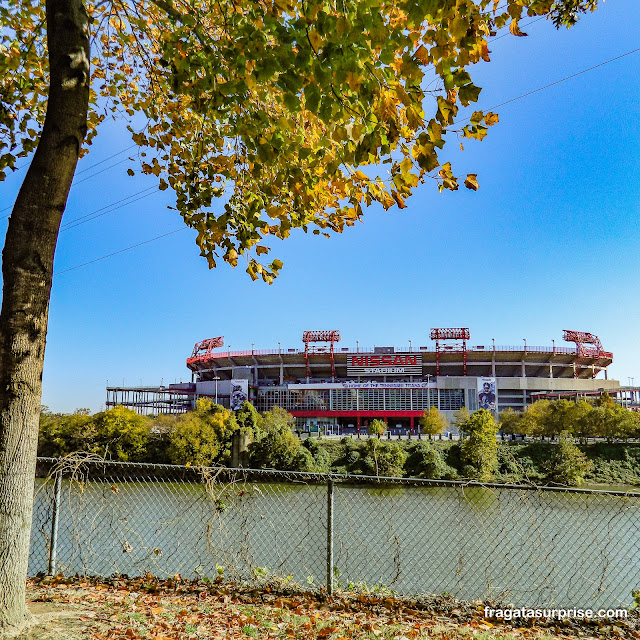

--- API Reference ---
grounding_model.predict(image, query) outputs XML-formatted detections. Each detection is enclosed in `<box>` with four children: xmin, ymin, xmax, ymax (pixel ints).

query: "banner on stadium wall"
<box><xmin>230</xmin><ymin>379</ymin><xmax>249</xmax><ymax>411</ymax></box>
<box><xmin>477</xmin><ymin>377</ymin><xmax>497</xmax><ymax>412</ymax></box>
<box><xmin>347</xmin><ymin>354</ymin><xmax>422</xmax><ymax>376</ymax></box>
<box><xmin>287</xmin><ymin>381</ymin><xmax>435</xmax><ymax>390</ymax></box>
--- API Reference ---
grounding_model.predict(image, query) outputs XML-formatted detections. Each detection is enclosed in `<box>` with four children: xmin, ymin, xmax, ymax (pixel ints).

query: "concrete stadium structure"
<box><xmin>106</xmin><ymin>328</ymin><xmax>620</xmax><ymax>433</ymax></box>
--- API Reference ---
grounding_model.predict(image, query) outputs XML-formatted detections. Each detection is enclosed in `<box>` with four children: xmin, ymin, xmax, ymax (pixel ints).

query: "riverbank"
<box><xmin>17</xmin><ymin>576</ymin><xmax>638</xmax><ymax>639</ymax></box>
<box><xmin>308</xmin><ymin>439</ymin><xmax>640</xmax><ymax>487</ymax></box>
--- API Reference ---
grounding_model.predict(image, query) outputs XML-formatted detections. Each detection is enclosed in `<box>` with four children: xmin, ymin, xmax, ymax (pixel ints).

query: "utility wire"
<box><xmin>54</xmin><ymin>227</ymin><xmax>188</xmax><ymax>276</ymax></box>
<box><xmin>454</xmin><ymin>47</ymin><xmax>640</xmax><ymax>126</ymax></box>
<box><xmin>60</xmin><ymin>186</ymin><xmax>158</xmax><ymax>232</ymax></box>
<box><xmin>1</xmin><ymin>157</ymin><xmax>134</xmax><ymax>217</ymax></box>
<box><xmin>10</xmin><ymin>142</ymin><xmax>136</xmax><ymax>176</ymax></box>
<box><xmin>492</xmin><ymin>15</ymin><xmax>546</xmax><ymax>41</ymax></box>
<box><xmin>10</xmin><ymin>46</ymin><xmax>640</xmax><ymax>275</ymax></box>
<box><xmin>1</xmin><ymin>185</ymin><xmax>158</xmax><ymax>223</ymax></box>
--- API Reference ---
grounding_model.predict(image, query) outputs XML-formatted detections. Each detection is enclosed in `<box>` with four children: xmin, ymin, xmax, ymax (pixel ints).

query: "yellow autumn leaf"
<box><xmin>464</xmin><ymin>173</ymin><xmax>479</xmax><ymax>190</ymax></box>
<box><xmin>307</xmin><ymin>29</ymin><xmax>322</xmax><ymax>51</ymax></box>
<box><xmin>509</xmin><ymin>19</ymin><xmax>527</xmax><ymax>37</ymax></box>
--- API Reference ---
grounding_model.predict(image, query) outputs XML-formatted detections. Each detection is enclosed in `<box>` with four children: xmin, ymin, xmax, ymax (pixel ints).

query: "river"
<box><xmin>28</xmin><ymin>476</ymin><xmax>640</xmax><ymax>609</ymax></box>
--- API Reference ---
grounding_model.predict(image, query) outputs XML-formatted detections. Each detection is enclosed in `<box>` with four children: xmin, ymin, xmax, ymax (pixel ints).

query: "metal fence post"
<box><xmin>47</xmin><ymin>469</ymin><xmax>62</xmax><ymax>576</ymax></box>
<box><xmin>326</xmin><ymin>477</ymin><xmax>334</xmax><ymax>595</ymax></box>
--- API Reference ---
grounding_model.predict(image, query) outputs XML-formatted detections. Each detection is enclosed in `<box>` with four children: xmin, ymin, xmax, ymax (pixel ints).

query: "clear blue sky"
<box><xmin>2</xmin><ymin>2</ymin><xmax>640</xmax><ymax>413</ymax></box>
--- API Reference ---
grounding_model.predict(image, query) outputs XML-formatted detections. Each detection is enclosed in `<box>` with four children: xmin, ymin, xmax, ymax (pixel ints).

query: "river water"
<box><xmin>28</xmin><ymin>477</ymin><xmax>640</xmax><ymax>609</ymax></box>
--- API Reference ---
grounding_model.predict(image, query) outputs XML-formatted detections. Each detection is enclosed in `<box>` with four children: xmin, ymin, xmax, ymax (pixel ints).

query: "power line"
<box><xmin>4</xmin><ymin>143</ymin><xmax>136</xmax><ymax>191</ymax></box>
<box><xmin>455</xmin><ymin>47</ymin><xmax>640</xmax><ymax>126</ymax></box>
<box><xmin>492</xmin><ymin>15</ymin><xmax>546</xmax><ymax>41</ymax></box>
<box><xmin>489</xmin><ymin>47</ymin><xmax>640</xmax><ymax>111</ymax></box>
<box><xmin>8</xmin><ymin>46</ymin><xmax>640</xmax><ymax>275</ymax></box>
<box><xmin>60</xmin><ymin>186</ymin><xmax>158</xmax><ymax>232</ymax></box>
<box><xmin>0</xmin><ymin>158</ymin><xmax>135</xmax><ymax>220</ymax></box>
<box><xmin>1</xmin><ymin>184</ymin><xmax>158</xmax><ymax>223</ymax></box>
<box><xmin>72</xmin><ymin>157</ymin><xmax>130</xmax><ymax>186</ymax></box>
<box><xmin>74</xmin><ymin>144</ymin><xmax>137</xmax><ymax>176</ymax></box>
<box><xmin>54</xmin><ymin>227</ymin><xmax>189</xmax><ymax>276</ymax></box>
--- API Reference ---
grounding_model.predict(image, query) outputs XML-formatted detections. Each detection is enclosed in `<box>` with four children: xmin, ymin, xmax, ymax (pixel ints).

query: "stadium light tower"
<box><xmin>430</xmin><ymin>328</ymin><xmax>470</xmax><ymax>376</ymax></box>
<box><xmin>186</xmin><ymin>337</ymin><xmax>224</xmax><ymax>368</ymax></box>
<box><xmin>563</xmin><ymin>330</ymin><xmax>608</xmax><ymax>378</ymax></box>
<box><xmin>302</xmin><ymin>330</ymin><xmax>341</xmax><ymax>378</ymax></box>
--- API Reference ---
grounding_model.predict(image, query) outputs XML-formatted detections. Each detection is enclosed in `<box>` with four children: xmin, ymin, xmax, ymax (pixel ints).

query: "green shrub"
<box><xmin>249</xmin><ymin>406</ymin><xmax>314</xmax><ymax>471</ymax></box>
<box><xmin>460</xmin><ymin>410</ymin><xmax>499</xmax><ymax>481</ymax></box>
<box><xmin>545</xmin><ymin>433</ymin><xmax>593</xmax><ymax>486</ymax></box>
<box><xmin>362</xmin><ymin>440</ymin><xmax>407</xmax><ymax>477</ymax></box>
<box><xmin>405</xmin><ymin>442</ymin><xmax>457</xmax><ymax>479</ymax></box>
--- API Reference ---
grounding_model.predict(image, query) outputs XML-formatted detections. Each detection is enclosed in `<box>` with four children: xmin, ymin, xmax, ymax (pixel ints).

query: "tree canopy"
<box><xmin>1</xmin><ymin>0</ymin><xmax>598</xmax><ymax>283</ymax></box>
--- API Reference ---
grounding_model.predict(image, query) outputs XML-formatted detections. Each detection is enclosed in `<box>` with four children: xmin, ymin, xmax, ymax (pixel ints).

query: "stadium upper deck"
<box><xmin>107</xmin><ymin>329</ymin><xmax>619</xmax><ymax>430</ymax></box>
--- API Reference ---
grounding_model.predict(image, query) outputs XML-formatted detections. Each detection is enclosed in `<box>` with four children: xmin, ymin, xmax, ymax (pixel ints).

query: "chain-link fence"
<box><xmin>29</xmin><ymin>457</ymin><xmax>640</xmax><ymax>609</ymax></box>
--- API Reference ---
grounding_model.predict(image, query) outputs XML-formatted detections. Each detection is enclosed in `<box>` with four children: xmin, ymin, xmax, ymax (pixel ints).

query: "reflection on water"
<box><xmin>29</xmin><ymin>478</ymin><xmax>640</xmax><ymax>609</ymax></box>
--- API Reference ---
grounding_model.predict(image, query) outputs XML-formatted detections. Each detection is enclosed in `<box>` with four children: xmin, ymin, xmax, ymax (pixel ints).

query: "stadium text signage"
<box><xmin>287</xmin><ymin>381</ymin><xmax>434</xmax><ymax>390</ymax></box>
<box><xmin>347</xmin><ymin>354</ymin><xmax>422</xmax><ymax>376</ymax></box>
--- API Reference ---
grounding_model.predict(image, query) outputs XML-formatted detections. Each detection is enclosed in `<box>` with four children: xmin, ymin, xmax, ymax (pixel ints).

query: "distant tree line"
<box><xmin>38</xmin><ymin>400</ymin><xmax>331</xmax><ymax>471</ymax></box>
<box><xmin>39</xmin><ymin>396</ymin><xmax>639</xmax><ymax>486</ymax></box>
<box><xmin>498</xmin><ymin>395</ymin><xmax>640</xmax><ymax>443</ymax></box>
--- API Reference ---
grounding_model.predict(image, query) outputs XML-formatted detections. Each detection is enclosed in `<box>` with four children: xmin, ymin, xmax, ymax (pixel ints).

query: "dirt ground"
<box><xmin>12</xmin><ymin>576</ymin><xmax>640</xmax><ymax>640</ymax></box>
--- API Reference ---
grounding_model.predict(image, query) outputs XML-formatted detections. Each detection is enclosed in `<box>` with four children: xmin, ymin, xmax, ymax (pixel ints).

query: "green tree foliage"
<box><xmin>235</xmin><ymin>401</ymin><xmax>264</xmax><ymax>438</ymax></box>
<box><xmin>498</xmin><ymin>407</ymin><xmax>521</xmax><ymax>439</ymax></box>
<box><xmin>588</xmin><ymin>404</ymin><xmax>636</xmax><ymax>443</ymax></box>
<box><xmin>38</xmin><ymin>408</ymin><xmax>93</xmax><ymax>457</ymax></box>
<box><xmin>545</xmin><ymin>399</ymin><xmax>577</xmax><ymax>438</ymax></box>
<box><xmin>248</xmin><ymin>406</ymin><xmax>314</xmax><ymax>471</ymax></box>
<box><xmin>460</xmin><ymin>409</ymin><xmax>499</xmax><ymax>481</ymax></box>
<box><xmin>567</xmin><ymin>400</ymin><xmax>594</xmax><ymax>442</ymax></box>
<box><xmin>405</xmin><ymin>441</ymin><xmax>457</xmax><ymax>479</ymax></box>
<box><xmin>368</xmin><ymin>419</ymin><xmax>386</xmax><ymax>439</ymax></box>
<box><xmin>549</xmin><ymin>0</ymin><xmax>599</xmax><ymax>27</ymax></box>
<box><xmin>419</xmin><ymin>407</ymin><xmax>447</xmax><ymax>440</ymax></box>
<box><xmin>39</xmin><ymin>406</ymin><xmax>151</xmax><ymax>461</ymax></box>
<box><xmin>517</xmin><ymin>397</ymin><xmax>638</xmax><ymax>443</ymax></box>
<box><xmin>88</xmin><ymin>406</ymin><xmax>152</xmax><ymax>461</ymax></box>
<box><xmin>519</xmin><ymin>399</ymin><xmax>551</xmax><ymax>438</ymax></box>
<box><xmin>363</xmin><ymin>439</ymin><xmax>407</xmax><ymax>478</ymax></box>
<box><xmin>545</xmin><ymin>432</ymin><xmax>593</xmax><ymax>486</ymax></box>
<box><xmin>168</xmin><ymin>399</ymin><xmax>237</xmax><ymax>466</ymax></box>
<box><xmin>452</xmin><ymin>407</ymin><xmax>470</xmax><ymax>437</ymax></box>
<box><xmin>1</xmin><ymin>0</ymin><xmax>568</xmax><ymax>282</ymax></box>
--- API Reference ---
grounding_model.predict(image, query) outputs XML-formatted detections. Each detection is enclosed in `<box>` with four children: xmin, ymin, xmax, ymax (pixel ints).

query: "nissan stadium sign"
<box><xmin>347</xmin><ymin>354</ymin><xmax>422</xmax><ymax>376</ymax></box>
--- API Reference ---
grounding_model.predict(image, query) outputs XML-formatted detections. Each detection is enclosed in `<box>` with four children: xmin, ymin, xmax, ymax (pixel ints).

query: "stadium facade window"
<box><xmin>439</xmin><ymin>389</ymin><xmax>464</xmax><ymax>411</ymax></box>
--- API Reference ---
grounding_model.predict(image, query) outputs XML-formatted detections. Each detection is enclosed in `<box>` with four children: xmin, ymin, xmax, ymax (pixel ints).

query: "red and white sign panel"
<box><xmin>347</xmin><ymin>354</ymin><xmax>422</xmax><ymax>376</ymax></box>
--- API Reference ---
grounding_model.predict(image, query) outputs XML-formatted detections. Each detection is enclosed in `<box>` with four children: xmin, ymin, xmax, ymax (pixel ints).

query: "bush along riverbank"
<box><xmin>311</xmin><ymin>438</ymin><xmax>640</xmax><ymax>488</ymax></box>
<box><xmin>38</xmin><ymin>402</ymin><xmax>640</xmax><ymax>487</ymax></box>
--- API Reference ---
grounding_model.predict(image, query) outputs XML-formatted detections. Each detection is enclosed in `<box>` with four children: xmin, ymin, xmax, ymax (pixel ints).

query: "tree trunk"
<box><xmin>0</xmin><ymin>0</ymin><xmax>89</xmax><ymax>629</ymax></box>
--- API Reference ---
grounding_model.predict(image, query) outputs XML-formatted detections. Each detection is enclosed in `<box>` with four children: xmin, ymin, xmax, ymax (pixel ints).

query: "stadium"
<box><xmin>106</xmin><ymin>328</ymin><xmax>623</xmax><ymax>433</ymax></box>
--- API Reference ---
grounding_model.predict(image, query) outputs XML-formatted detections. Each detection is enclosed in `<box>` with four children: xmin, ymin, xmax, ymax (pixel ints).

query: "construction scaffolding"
<box><xmin>106</xmin><ymin>387</ymin><xmax>196</xmax><ymax>416</ymax></box>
